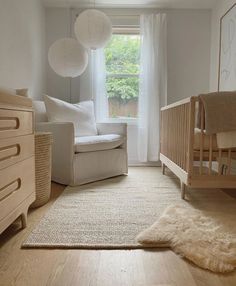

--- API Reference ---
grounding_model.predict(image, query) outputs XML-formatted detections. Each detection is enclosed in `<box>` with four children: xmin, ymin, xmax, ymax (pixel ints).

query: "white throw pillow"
<box><xmin>44</xmin><ymin>95</ymin><xmax>97</xmax><ymax>137</ymax></box>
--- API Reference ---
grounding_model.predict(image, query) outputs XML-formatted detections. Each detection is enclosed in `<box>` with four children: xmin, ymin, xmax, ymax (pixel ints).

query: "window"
<box><xmin>104</xmin><ymin>31</ymin><xmax>140</xmax><ymax>120</ymax></box>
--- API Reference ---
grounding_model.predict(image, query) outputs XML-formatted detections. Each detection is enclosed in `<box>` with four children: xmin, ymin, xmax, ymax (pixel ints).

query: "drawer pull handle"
<box><xmin>0</xmin><ymin>144</ymin><xmax>20</xmax><ymax>162</ymax></box>
<box><xmin>0</xmin><ymin>179</ymin><xmax>21</xmax><ymax>201</ymax></box>
<box><xmin>0</xmin><ymin>117</ymin><xmax>19</xmax><ymax>131</ymax></box>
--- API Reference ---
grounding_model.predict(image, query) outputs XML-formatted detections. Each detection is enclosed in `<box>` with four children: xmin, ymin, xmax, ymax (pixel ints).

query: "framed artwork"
<box><xmin>218</xmin><ymin>3</ymin><xmax>236</xmax><ymax>91</ymax></box>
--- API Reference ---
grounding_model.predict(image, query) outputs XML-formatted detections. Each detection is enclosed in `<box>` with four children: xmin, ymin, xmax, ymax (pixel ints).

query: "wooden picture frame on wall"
<box><xmin>218</xmin><ymin>3</ymin><xmax>236</xmax><ymax>91</ymax></box>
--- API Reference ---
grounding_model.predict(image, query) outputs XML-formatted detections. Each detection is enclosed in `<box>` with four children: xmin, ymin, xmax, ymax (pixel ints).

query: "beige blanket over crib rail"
<box><xmin>216</xmin><ymin>131</ymin><xmax>236</xmax><ymax>149</ymax></box>
<box><xmin>199</xmin><ymin>91</ymin><xmax>236</xmax><ymax>135</ymax></box>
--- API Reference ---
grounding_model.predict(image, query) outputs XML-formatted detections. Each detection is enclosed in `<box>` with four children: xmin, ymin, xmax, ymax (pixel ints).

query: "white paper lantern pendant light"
<box><xmin>48</xmin><ymin>38</ymin><xmax>88</xmax><ymax>78</ymax></box>
<box><xmin>48</xmin><ymin>0</ymin><xmax>112</xmax><ymax>78</ymax></box>
<box><xmin>74</xmin><ymin>8</ymin><xmax>112</xmax><ymax>50</ymax></box>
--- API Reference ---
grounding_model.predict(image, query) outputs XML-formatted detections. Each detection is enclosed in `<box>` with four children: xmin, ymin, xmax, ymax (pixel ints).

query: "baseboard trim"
<box><xmin>128</xmin><ymin>161</ymin><xmax>161</xmax><ymax>167</ymax></box>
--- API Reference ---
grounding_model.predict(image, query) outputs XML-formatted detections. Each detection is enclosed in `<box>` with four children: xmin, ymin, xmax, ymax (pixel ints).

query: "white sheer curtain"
<box><xmin>138</xmin><ymin>13</ymin><xmax>167</xmax><ymax>162</ymax></box>
<box><xmin>90</xmin><ymin>49</ymin><xmax>109</xmax><ymax>122</ymax></box>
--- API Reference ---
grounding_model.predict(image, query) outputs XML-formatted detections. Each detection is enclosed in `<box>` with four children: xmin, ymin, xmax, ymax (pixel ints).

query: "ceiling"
<box><xmin>43</xmin><ymin>0</ymin><xmax>217</xmax><ymax>9</ymax></box>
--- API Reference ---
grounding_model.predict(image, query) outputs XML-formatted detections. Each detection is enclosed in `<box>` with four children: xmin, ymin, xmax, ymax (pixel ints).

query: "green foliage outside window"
<box><xmin>105</xmin><ymin>34</ymin><xmax>140</xmax><ymax>102</ymax></box>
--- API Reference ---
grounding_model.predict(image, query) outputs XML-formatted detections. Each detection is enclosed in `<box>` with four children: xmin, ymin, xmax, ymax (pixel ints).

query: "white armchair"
<box><xmin>33</xmin><ymin>101</ymin><xmax>128</xmax><ymax>186</ymax></box>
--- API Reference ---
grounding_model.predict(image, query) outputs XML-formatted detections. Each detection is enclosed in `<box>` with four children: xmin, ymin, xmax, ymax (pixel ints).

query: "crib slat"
<box><xmin>200</xmin><ymin>103</ymin><xmax>204</xmax><ymax>175</ymax></box>
<box><xmin>185</xmin><ymin>103</ymin><xmax>189</xmax><ymax>171</ymax></box>
<box><xmin>176</xmin><ymin>107</ymin><xmax>179</xmax><ymax>166</ymax></box>
<box><xmin>177</xmin><ymin>107</ymin><xmax>180</xmax><ymax>167</ymax></box>
<box><xmin>169</xmin><ymin>109</ymin><xmax>172</xmax><ymax>160</ymax></box>
<box><xmin>181</xmin><ymin>106</ymin><xmax>183</xmax><ymax>168</ymax></box>
<box><xmin>208</xmin><ymin>135</ymin><xmax>213</xmax><ymax>175</ymax></box>
<box><xmin>218</xmin><ymin>149</ymin><xmax>222</xmax><ymax>175</ymax></box>
<box><xmin>173</xmin><ymin>108</ymin><xmax>176</xmax><ymax>163</ymax></box>
<box><xmin>182</xmin><ymin>106</ymin><xmax>184</xmax><ymax>169</ymax></box>
<box><xmin>227</xmin><ymin>149</ymin><xmax>232</xmax><ymax>175</ymax></box>
<box><xmin>187</xmin><ymin>98</ymin><xmax>195</xmax><ymax>176</ymax></box>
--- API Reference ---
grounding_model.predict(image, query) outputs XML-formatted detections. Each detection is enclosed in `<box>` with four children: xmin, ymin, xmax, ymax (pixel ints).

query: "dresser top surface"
<box><xmin>0</xmin><ymin>92</ymin><xmax>33</xmax><ymax>111</ymax></box>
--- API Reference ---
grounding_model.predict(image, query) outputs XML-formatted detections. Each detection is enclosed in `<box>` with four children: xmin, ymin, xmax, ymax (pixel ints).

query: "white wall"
<box><xmin>45</xmin><ymin>7</ymin><xmax>211</xmax><ymax>164</ymax></box>
<box><xmin>0</xmin><ymin>0</ymin><xmax>46</xmax><ymax>99</ymax></box>
<box><xmin>210</xmin><ymin>0</ymin><xmax>235</xmax><ymax>91</ymax></box>
<box><xmin>45</xmin><ymin>8</ymin><xmax>71</xmax><ymax>101</ymax></box>
<box><xmin>167</xmin><ymin>9</ymin><xmax>211</xmax><ymax>103</ymax></box>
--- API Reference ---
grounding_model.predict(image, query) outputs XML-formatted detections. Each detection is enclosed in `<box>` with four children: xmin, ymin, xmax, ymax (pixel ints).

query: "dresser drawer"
<box><xmin>0</xmin><ymin>135</ymin><xmax>34</xmax><ymax>170</ymax></box>
<box><xmin>0</xmin><ymin>109</ymin><xmax>33</xmax><ymax>139</ymax></box>
<box><xmin>0</xmin><ymin>157</ymin><xmax>35</xmax><ymax>220</ymax></box>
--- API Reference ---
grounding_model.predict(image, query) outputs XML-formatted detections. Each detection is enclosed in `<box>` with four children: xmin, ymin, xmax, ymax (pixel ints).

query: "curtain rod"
<box><xmin>74</xmin><ymin>13</ymin><xmax>140</xmax><ymax>18</ymax></box>
<box><xmin>73</xmin><ymin>10</ymin><xmax>140</xmax><ymax>18</ymax></box>
<box><xmin>108</xmin><ymin>15</ymin><xmax>140</xmax><ymax>17</ymax></box>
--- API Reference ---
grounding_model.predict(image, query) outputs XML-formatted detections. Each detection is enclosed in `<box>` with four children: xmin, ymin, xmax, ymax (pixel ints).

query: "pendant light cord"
<box><xmin>66</xmin><ymin>0</ymin><xmax>72</xmax><ymax>103</ymax></box>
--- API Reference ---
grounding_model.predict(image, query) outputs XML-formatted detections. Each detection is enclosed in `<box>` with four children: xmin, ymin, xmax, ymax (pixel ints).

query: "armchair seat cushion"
<box><xmin>74</xmin><ymin>134</ymin><xmax>124</xmax><ymax>153</ymax></box>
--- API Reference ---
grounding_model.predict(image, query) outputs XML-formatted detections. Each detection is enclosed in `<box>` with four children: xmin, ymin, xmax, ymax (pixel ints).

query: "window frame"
<box><xmin>105</xmin><ymin>27</ymin><xmax>140</xmax><ymax>124</ymax></box>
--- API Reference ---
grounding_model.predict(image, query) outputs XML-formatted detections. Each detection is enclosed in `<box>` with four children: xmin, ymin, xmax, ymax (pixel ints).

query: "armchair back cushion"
<box><xmin>44</xmin><ymin>95</ymin><xmax>97</xmax><ymax>137</ymax></box>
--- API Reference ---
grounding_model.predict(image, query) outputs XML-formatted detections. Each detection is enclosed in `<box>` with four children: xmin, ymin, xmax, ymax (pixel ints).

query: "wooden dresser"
<box><xmin>0</xmin><ymin>92</ymin><xmax>35</xmax><ymax>234</ymax></box>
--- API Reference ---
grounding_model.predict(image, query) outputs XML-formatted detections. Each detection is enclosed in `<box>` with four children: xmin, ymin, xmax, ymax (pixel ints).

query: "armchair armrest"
<box><xmin>96</xmin><ymin>122</ymin><xmax>127</xmax><ymax>137</ymax></box>
<box><xmin>35</xmin><ymin>122</ymin><xmax>75</xmax><ymax>185</ymax></box>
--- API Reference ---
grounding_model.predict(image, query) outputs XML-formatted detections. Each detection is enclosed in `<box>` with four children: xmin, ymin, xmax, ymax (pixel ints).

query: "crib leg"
<box><xmin>162</xmin><ymin>163</ymin><xmax>166</xmax><ymax>175</ymax></box>
<box><xmin>181</xmin><ymin>182</ymin><xmax>186</xmax><ymax>200</ymax></box>
<box><xmin>221</xmin><ymin>164</ymin><xmax>227</xmax><ymax>175</ymax></box>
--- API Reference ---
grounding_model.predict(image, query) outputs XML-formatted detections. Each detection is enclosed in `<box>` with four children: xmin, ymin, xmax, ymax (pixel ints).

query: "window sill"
<box><xmin>104</xmin><ymin>118</ymin><xmax>138</xmax><ymax>126</ymax></box>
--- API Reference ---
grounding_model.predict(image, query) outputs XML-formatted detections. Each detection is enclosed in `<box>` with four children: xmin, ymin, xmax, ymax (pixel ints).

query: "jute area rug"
<box><xmin>23</xmin><ymin>168</ymin><xmax>236</xmax><ymax>254</ymax></box>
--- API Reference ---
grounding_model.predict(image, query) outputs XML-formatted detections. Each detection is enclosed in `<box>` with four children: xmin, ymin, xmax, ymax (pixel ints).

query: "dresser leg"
<box><xmin>162</xmin><ymin>163</ymin><xmax>166</xmax><ymax>175</ymax></box>
<box><xmin>181</xmin><ymin>182</ymin><xmax>186</xmax><ymax>200</ymax></box>
<box><xmin>21</xmin><ymin>212</ymin><xmax>27</xmax><ymax>229</ymax></box>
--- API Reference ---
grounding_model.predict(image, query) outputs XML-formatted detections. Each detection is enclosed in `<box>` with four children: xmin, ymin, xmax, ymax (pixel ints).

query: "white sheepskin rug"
<box><xmin>136</xmin><ymin>205</ymin><xmax>236</xmax><ymax>273</ymax></box>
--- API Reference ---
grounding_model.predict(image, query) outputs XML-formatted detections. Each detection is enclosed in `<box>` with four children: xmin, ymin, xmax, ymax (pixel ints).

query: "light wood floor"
<box><xmin>1</xmin><ymin>167</ymin><xmax>236</xmax><ymax>286</ymax></box>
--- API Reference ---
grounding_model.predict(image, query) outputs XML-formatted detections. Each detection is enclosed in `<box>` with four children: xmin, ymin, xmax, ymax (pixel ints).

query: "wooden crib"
<box><xmin>160</xmin><ymin>96</ymin><xmax>236</xmax><ymax>199</ymax></box>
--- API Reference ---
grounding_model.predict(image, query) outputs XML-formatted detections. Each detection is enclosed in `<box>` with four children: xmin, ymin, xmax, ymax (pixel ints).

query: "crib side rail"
<box><xmin>160</xmin><ymin>97</ymin><xmax>196</xmax><ymax>173</ymax></box>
